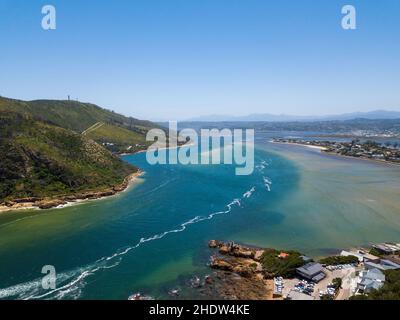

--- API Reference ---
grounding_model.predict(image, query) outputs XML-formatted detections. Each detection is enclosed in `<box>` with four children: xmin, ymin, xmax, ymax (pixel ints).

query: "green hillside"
<box><xmin>0</xmin><ymin>111</ymin><xmax>137</xmax><ymax>203</ymax></box>
<box><xmin>84</xmin><ymin>123</ymin><xmax>148</xmax><ymax>153</ymax></box>
<box><xmin>0</xmin><ymin>97</ymin><xmax>158</xmax><ymax>153</ymax></box>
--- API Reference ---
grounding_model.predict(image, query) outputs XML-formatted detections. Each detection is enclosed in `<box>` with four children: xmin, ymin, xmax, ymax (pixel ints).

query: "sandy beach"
<box><xmin>271</xmin><ymin>141</ymin><xmax>400</xmax><ymax>167</ymax></box>
<box><xmin>270</xmin><ymin>141</ymin><xmax>328</xmax><ymax>151</ymax></box>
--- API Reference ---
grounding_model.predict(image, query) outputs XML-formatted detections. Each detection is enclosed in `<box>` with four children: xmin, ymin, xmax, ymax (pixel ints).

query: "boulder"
<box><xmin>232</xmin><ymin>248</ymin><xmax>254</xmax><ymax>259</ymax></box>
<box><xmin>208</xmin><ymin>240</ymin><xmax>220</xmax><ymax>248</ymax></box>
<box><xmin>219</xmin><ymin>244</ymin><xmax>232</xmax><ymax>255</ymax></box>
<box><xmin>253</xmin><ymin>250</ymin><xmax>265</xmax><ymax>261</ymax></box>
<box><xmin>14</xmin><ymin>197</ymin><xmax>40</xmax><ymax>203</ymax></box>
<box><xmin>210</xmin><ymin>259</ymin><xmax>234</xmax><ymax>271</ymax></box>
<box><xmin>205</xmin><ymin>275</ymin><xmax>213</xmax><ymax>285</ymax></box>
<box><xmin>37</xmin><ymin>200</ymin><xmax>67</xmax><ymax>209</ymax></box>
<box><xmin>233</xmin><ymin>265</ymin><xmax>254</xmax><ymax>278</ymax></box>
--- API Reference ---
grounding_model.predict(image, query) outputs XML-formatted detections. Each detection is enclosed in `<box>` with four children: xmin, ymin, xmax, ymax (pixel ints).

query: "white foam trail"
<box><xmin>141</xmin><ymin>178</ymin><xmax>177</xmax><ymax>196</ymax></box>
<box><xmin>0</xmin><ymin>193</ymin><xmax>248</xmax><ymax>300</ymax></box>
<box><xmin>243</xmin><ymin>187</ymin><xmax>256</xmax><ymax>198</ymax></box>
<box><xmin>263</xmin><ymin>177</ymin><xmax>272</xmax><ymax>192</ymax></box>
<box><xmin>263</xmin><ymin>177</ymin><xmax>272</xmax><ymax>185</ymax></box>
<box><xmin>255</xmin><ymin>164</ymin><xmax>265</xmax><ymax>171</ymax></box>
<box><xmin>0</xmin><ymin>267</ymin><xmax>85</xmax><ymax>300</ymax></box>
<box><xmin>255</xmin><ymin>160</ymin><xmax>270</xmax><ymax>173</ymax></box>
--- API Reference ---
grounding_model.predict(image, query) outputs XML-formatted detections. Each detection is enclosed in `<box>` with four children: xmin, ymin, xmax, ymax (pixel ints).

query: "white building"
<box><xmin>356</xmin><ymin>268</ymin><xmax>385</xmax><ymax>294</ymax></box>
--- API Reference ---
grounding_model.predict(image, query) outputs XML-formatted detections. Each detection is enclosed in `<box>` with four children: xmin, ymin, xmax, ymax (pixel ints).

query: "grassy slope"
<box><xmin>85</xmin><ymin>123</ymin><xmax>151</xmax><ymax>153</ymax></box>
<box><xmin>0</xmin><ymin>97</ymin><xmax>158</xmax><ymax>153</ymax></box>
<box><xmin>0</xmin><ymin>112</ymin><xmax>137</xmax><ymax>202</ymax></box>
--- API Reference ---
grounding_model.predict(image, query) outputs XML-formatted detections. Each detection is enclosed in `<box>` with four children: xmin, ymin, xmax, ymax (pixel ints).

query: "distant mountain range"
<box><xmin>186</xmin><ymin>110</ymin><xmax>400</xmax><ymax>122</ymax></box>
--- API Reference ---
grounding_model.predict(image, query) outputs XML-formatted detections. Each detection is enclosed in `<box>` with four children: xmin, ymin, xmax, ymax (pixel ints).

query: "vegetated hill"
<box><xmin>84</xmin><ymin>123</ymin><xmax>147</xmax><ymax>153</ymax></box>
<box><xmin>0</xmin><ymin>97</ymin><xmax>159</xmax><ymax>153</ymax></box>
<box><xmin>0</xmin><ymin>111</ymin><xmax>137</xmax><ymax>203</ymax></box>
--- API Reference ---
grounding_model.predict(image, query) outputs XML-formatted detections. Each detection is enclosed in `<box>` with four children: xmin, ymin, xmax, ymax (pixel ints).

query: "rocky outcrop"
<box><xmin>13</xmin><ymin>197</ymin><xmax>41</xmax><ymax>204</ymax></box>
<box><xmin>208</xmin><ymin>240</ymin><xmax>220</xmax><ymax>248</ymax></box>
<box><xmin>37</xmin><ymin>199</ymin><xmax>68</xmax><ymax>209</ymax></box>
<box><xmin>232</xmin><ymin>265</ymin><xmax>255</xmax><ymax>278</ymax></box>
<box><xmin>208</xmin><ymin>240</ymin><xmax>263</xmax><ymax>259</ymax></box>
<box><xmin>208</xmin><ymin>241</ymin><xmax>266</xmax><ymax>278</ymax></box>
<box><xmin>194</xmin><ymin>240</ymin><xmax>273</xmax><ymax>300</ymax></box>
<box><xmin>210</xmin><ymin>258</ymin><xmax>234</xmax><ymax>272</ymax></box>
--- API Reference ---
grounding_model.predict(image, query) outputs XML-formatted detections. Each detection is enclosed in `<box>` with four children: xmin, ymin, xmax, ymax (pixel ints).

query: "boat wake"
<box><xmin>255</xmin><ymin>159</ymin><xmax>273</xmax><ymax>192</ymax></box>
<box><xmin>0</xmin><ymin>188</ymin><xmax>255</xmax><ymax>300</ymax></box>
<box><xmin>255</xmin><ymin>160</ymin><xmax>269</xmax><ymax>172</ymax></box>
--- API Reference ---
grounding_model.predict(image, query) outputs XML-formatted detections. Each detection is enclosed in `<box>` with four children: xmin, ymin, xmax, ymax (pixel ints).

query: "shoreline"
<box><xmin>270</xmin><ymin>141</ymin><xmax>328</xmax><ymax>151</ymax></box>
<box><xmin>118</xmin><ymin>143</ymin><xmax>195</xmax><ymax>157</ymax></box>
<box><xmin>270</xmin><ymin>141</ymin><xmax>400</xmax><ymax>167</ymax></box>
<box><xmin>0</xmin><ymin>143</ymin><xmax>189</xmax><ymax>214</ymax></box>
<box><xmin>0</xmin><ymin>170</ymin><xmax>144</xmax><ymax>214</ymax></box>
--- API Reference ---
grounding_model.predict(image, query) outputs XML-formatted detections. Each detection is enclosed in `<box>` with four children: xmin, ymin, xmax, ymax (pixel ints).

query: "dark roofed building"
<box><xmin>365</xmin><ymin>259</ymin><xmax>400</xmax><ymax>272</ymax></box>
<box><xmin>372</xmin><ymin>243</ymin><xmax>400</xmax><ymax>255</ymax></box>
<box><xmin>296</xmin><ymin>262</ymin><xmax>326</xmax><ymax>283</ymax></box>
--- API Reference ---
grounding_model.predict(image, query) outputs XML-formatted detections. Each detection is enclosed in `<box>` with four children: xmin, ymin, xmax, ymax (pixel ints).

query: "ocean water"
<box><xmin>0</xmin><ymin>139</ymin><xmax>400</xmax><ymax>300</ymax></box>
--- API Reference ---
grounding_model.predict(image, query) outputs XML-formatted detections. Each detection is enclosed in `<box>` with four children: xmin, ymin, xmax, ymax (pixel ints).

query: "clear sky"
<box><xmin>0</xmin><ymin>0</ymin><xmax>399</xmax><ymax>120</ymax></box>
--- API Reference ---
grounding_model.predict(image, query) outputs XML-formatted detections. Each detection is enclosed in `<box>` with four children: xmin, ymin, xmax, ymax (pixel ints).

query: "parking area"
<box><xmin>279</xmin><ymin>265</ymin><xmax>358</xmax><ymax>300</ymax></box>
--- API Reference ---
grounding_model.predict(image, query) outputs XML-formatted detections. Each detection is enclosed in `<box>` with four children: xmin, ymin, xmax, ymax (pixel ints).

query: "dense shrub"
<box><xmin>261</xmin><ymin>249</ymin><xmax>306</xmax><ymax>278</ymax></box>
<box><xmin>319</xmin><ymin>255</ymin><xmax>359</xmax><ymax>266</ymax></box>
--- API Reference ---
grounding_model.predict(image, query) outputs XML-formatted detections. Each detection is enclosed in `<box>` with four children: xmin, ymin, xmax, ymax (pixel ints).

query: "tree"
<box><xmin>332</xmin><ymin>278</ymin><xmax>342</xmax><ymax>290</ymax></box>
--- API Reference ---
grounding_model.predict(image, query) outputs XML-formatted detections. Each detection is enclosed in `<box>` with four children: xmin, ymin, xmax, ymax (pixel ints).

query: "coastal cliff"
<box><xmin>0</xmin><ymin>111</ymin><xmax>143</xmax><ymax>212</ymax></box>
<box><xmin>0</xmin><ymin>171</ymin><xmax>143</xmax><ymax>212</ymax></box>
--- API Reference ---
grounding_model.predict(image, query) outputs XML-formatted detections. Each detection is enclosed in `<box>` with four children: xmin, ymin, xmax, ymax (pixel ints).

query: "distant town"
<box><xmin>272</xmin><ymin>138</ymin><xmax>400</xmax><ymax>164</ymax></box>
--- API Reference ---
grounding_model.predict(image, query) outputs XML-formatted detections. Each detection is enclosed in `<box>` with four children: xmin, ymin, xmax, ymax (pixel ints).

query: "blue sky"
<box><xmin>0</xmin><ymin>0</ymin><xmax>399</xmax><ymax>120</ymax></box>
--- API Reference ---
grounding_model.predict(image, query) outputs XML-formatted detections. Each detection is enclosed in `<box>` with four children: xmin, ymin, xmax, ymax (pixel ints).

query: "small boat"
<box><xmin>128</xmin><ymin>293</ymin><xmax>154</xmax><ymax>300</ymax></box>
<box><xmin>168</xmin><ymin>289</ymin><xmax>180</xmax><ymax>296</ymax></box>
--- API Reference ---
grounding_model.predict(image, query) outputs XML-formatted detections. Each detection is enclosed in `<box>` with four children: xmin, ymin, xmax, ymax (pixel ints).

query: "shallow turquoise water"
<box><xmin>0</xmin><ymin>142</ymin><xmax>399</xmax><ymax>300</ymax></box>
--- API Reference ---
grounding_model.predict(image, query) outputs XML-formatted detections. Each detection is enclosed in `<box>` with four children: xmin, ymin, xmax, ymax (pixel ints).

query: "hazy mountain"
<box><xmin>186</xmin><ymin>110</ymin><xmax>400</xmax><ymax>122</ymax></box>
